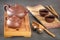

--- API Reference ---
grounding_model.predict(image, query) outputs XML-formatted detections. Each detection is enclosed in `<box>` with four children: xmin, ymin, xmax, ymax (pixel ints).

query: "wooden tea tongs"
<box><xmin>45</xmin><ymin>5</ymin><xmax>59</xmax><ymax>18</ymax></box>
<box><xmin>32</xmin><ymin>21</ymin><xmax>55</xmax><ymax>38</ymax></box>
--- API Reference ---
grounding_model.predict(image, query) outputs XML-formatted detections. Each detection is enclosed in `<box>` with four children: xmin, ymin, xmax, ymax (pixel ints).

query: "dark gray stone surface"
<box><xmin>0</xmin><ymin>0</ymin><xmax>60</xmax><ymax>40</ymax></box>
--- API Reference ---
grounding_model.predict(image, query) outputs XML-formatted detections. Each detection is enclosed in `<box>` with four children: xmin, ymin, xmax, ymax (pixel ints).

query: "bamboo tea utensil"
<box><xmin>46</xmin><ymin>5</ymin><xmax>59</xmax><ymax>18</ymax></box>
<box><xmin>32</xmin><ymin>21</ymin><xmax>56</xmax><ymax>38</ymax></box>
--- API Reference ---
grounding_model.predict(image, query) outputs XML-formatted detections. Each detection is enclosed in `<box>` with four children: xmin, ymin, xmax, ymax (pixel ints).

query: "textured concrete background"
<box><xmin>0</xmin><ymin>0</ymin><xmax>60</xmax><ymax>40</ymax></box>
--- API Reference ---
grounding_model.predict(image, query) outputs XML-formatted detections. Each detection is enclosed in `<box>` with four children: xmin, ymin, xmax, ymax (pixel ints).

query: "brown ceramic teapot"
<box><xmin>4</xmin><ymin>4</ymin><xmax>28</xmax><ymax>29</ymax></box>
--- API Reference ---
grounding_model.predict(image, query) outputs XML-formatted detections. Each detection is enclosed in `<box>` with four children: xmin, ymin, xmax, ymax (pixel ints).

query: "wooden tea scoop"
<box><xmin>46</xmin><ymin>5</ymin><xmax>59</xmax><ymax>18</ymax></box>
<box><xmin>32</xmin><ymin>21</ymin><xmax>55</xmax><ymax>38</ymax></box>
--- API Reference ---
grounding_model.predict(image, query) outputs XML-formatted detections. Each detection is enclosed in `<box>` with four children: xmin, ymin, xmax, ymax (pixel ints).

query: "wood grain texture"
<box><xmin>4</xmin><ymin>12</ymin><xmax>31</xmax><ymax>38</ymax></box>
<box><xmin>27</xmin><ymin>5</ymin><xmax>60</xmax><ymax>29</ymax></box>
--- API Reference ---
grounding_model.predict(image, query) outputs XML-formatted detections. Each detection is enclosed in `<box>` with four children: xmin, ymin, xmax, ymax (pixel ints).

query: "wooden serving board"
<box><xmin>27</xmin><ymin>5</ymin><xmax>60</xmax><ymax>29</ymax></box>
<box><xmin>4</xmin><ymin>12</ymin><xmax>31</xmax><ymax>38</ymax></box>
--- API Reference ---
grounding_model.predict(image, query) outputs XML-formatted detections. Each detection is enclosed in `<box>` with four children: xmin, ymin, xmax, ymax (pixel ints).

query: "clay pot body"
<box><xmin>4</xmin><ymin>4</ymin><xmax>28</xmax><ymax>29</ymax></box>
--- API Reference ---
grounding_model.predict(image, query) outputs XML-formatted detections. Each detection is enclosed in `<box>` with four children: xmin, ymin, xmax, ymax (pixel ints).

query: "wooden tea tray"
<box><xmin>27</xmin><ymin>5</ymin><xmax>60</xmax><ymax>29</ymax></box>
<box><xmin>4</xmin><ymin>12</ymin><xmax>31</xmax><ymax>38</ymax></box>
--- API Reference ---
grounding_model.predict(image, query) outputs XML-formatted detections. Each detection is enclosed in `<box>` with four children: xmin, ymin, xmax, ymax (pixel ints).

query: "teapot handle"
<box><xmin>4</xmin><ymin>4</ymin><xmax>10</xmax><ymax>11</ymax></box>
